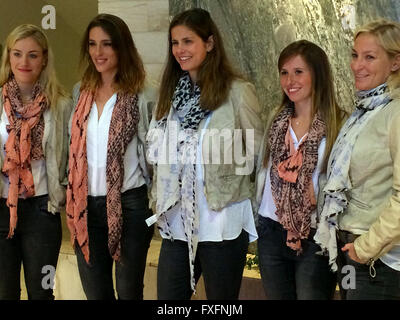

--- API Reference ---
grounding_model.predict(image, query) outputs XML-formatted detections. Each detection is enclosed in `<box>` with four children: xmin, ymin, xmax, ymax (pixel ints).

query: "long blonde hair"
<box><xmin>0</xmin><ymin>24</ymin><xmax>66</xmax><ymax>107</ymax></box>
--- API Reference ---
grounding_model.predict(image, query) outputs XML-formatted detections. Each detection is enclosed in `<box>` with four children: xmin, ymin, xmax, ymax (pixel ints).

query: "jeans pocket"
<box><xmin>122</xmin><ymin>194</ymin><xmax>151</xmax><ymax>218</ymax></box>
<box><xmin>257</xmin><ymin>216</ymin><xmax>276</xmax><ymax>241</ymax></box>
<box><xmin>344</xmin><ymin>251</ymin><xmax>365</xmax><ymax>268</ymax></box>
<box><xmin>34</xmin><ymin>195</ymin><xmax>60</xmax><ymax>217</ymax></box>
<box><xmin>256</xmin><ymin>217</ymin><xmax>266</xmax><ymax>237</ymax></box>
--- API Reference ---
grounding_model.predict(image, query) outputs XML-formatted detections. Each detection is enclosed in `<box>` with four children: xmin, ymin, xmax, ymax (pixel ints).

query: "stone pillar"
<box><xmin>98</xmin><ymin>0</ymin><xmax>170</xmax><ymax>85</ymax></box>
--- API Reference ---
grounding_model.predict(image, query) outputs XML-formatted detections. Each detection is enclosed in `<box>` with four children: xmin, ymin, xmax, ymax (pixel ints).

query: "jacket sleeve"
<box><xmin>59</xmin><ymin>95</ymin><xmax>74</xmax><ymax>186</ymax></box>
<box><xmin>236</xmin><ymin>81</ymin><xmax>264</xmax><ymax>175</ymax></box>
<box><xmin>137</xmin><ymin>85</ymin><xmax>157</xmax><ymax>143</ymax></box>
<box><xmin>46</xmin><ymin>95</ymin><xmax>74</xmax><ymax>213</ymax></box>
<box><xmin>72</xmin><ymin>82</ymin><xmax>81</xmax><ymax>107</ymax></box>
<box><xmin>137</xmin><ymin>85</ymin><xmax>157</xmax><ymax>194</ymax></box>
<box><xmin>354</xmin><ymin>110</ymin><xmax>400</xmax><ymax>262</ymax></box>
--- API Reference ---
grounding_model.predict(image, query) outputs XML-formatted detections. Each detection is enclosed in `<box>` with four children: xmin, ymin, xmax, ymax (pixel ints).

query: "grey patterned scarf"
<box><xmin>314</xmin><ymin>83</ymin><xmax>392</xmax><ymax>271</ymax></box>
<box><xmin>147</xmin><ymin>72</ymin><xmax>210</xmax><ymax>292</ymax></box>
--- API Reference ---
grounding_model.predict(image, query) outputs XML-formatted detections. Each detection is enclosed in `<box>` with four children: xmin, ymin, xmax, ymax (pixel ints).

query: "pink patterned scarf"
<box><xmin>66</xmin><ymin>89</ymin><xmax>139</xmax><ymax>263</ymax></box>
<box><xmin>269</xmin><ymin>105</ymin><xmax>325</xmax><ymax>253</ymax></box>
<box><xmin>2</xmin><ymin>78</ymin><xmax>47</xmax><ymax>238</ymax></box>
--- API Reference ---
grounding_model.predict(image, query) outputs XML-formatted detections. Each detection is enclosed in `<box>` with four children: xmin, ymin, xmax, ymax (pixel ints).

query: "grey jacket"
<box><xmin>149</xmin><ymin>79</ymin><xmax>264</xmax><ymax>212</ymax></box>
<box><xmin>0</xmin><ymin>88</ymin><xmax>73</xmax><ymax>213</ymax></box>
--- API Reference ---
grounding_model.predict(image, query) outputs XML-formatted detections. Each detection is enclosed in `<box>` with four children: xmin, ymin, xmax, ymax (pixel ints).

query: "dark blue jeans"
<box><xmin>75</xmin><ymin>185</ymin><xmax>154</xmax><ymax>300</ymax></box>
<box><xmin>257</xmin><ymin>216</ymin><xmax>336</xmax><ymax>300</ymax></box>
<box><xmin>0</xmin><ymin>195</ymin><xmax>62</xmax><ymax>300</ymax></box>
<box><xmin>157</xmin><ymin>230</ymin><xmax>249</xmax><ymax>300</ymax></box>
<box><xmin>337</xmin><ymin>232</ymin><xmax>400</xmax><ymax>300</ymax></box>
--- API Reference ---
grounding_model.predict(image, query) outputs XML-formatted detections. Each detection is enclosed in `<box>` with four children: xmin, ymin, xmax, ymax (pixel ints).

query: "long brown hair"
<box><xmin>79</xmin><ymin>13</ymin><xmax>145</xmax><ymax>94</ymax></box>
<box><xmin>264</xmin><ymin>40</ymin><xmax>343</xmax><ymax>172</ymax></box>
<box><xmin>156</xmin><ymin>8</ymin><xmax>240</xmax><ymax>120</ymax></box>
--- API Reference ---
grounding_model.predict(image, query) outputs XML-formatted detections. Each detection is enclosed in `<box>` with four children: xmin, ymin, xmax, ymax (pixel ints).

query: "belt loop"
<box><xmin>367</xmin><ymin>258</ymin><xmax>376</xmax><ymax>278</ymax></box>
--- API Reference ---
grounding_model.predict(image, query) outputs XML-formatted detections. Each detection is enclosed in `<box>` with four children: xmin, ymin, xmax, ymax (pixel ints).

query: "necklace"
<box><xmin>292</xmin><ymin>118</ymin><xmax>300</xmax><ymax>126</ymax></box>
<box><xmin>22</xmin><ymin>97</ymin><xmax>32</xmax><ymax>104</ymax></box>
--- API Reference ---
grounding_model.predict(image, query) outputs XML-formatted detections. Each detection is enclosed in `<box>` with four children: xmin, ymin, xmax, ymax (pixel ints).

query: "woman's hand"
<box><xmin>341</xmin><ymin>242</ymin><xmax>365</xmax><ymax>264</ymax></box>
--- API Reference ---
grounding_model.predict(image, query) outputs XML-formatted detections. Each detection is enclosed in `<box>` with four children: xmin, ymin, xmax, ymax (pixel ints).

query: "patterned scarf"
<box><xmin>66</xmin><ymin>89</ymin><xmax>139</xmax><ymax>263</ymax></box>
<box><xmin>2</xmin><ymin>77</ymin><xmax>47</xmax><ymax>238</ymax></box>
<box><xmin>147</xmin><ymin>72</ymin><xmax>210</xmax><ymax>292</ymax></box>
<box><xmin>269</xmin><ymin>104</ymin><xmax>326</xmax><ymax>253</ymax></box>
<box><xmin>314</xmin><ymin>83</ymin><xmax>391</xmax><ymax>271</ymax></box>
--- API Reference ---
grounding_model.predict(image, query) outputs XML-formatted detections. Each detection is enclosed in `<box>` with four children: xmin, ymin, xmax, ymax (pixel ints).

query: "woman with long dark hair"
<box><xmin>66</xmin><ymin>14</ymin><xmax>155</xmax><ymax>300</ymax></box>
<box><xmin>255</xmin><ymin>40</ymin><xmax>342</xmax><ymax>299</ymax></box>
<box><xmin>147</xmin><ymin>8</ymin><xmax>263</xmax><ymax>300</ymax></box>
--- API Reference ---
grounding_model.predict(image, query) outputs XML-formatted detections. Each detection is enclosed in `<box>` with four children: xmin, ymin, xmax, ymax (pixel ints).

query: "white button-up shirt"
<box><xmin>259</xmin><ymin>125</ymin><xmax>326</xmax><ymax>228</ymax></box>
<box><xmin>86</xmin><ymin>93</ymin><xmax>144</xmax><ymax>196</ymax></box>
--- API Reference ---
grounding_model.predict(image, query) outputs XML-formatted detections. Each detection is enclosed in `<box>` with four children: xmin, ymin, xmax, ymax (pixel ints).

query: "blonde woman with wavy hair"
<box><xmin>0</xmin><ymin>24</ymin><xmax>72</xmax><ymax>300</ymax></box>
<box><xmin>354</xmin><ymin>19</ymin><xmax>400</xmax><ymax>95</ymax></box>
<box><xmin>0</xmin><ymin>24</ymin><xmax>65</xmax><ymax>107</ymax></box>
<box><xmin>315</xmin><ymin>19</ymin><xmax>400</xmax><ymax>300</ymax></box>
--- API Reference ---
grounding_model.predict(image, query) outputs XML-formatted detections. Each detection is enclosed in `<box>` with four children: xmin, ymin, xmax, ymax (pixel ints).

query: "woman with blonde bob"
<box><xmin>315</xmin><ymin>19</ymin><xmax>400</xmax><ymax>300</ymax></box>
<box><xmin>66</xmin><ymin>13</ymin><xmax>156</xmax><ymax>300</ymax></box>
<box><xmin>254</xmin><ymin>40</ymin><xmax>342</xmax><ymax>299</ymax></box>
<box><xmin>0</xmin><ymin>24</ymin><xmax>72</xmax><ymax>300</ymax></box>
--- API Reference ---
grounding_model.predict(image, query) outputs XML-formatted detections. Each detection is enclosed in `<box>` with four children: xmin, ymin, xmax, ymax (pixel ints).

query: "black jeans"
<box><xmin>157</xmin><ymin>230</ymin><xmax>249</xmax><ymax>300</ymax></box>
<box><xmin>0</xmin><ymin>195</ymin><xmax>62</xmax><ymax>300</ymax></box>
<box><xmin>257</xmin><ymin>216</ymin><xmax>336</xmax><ymax>300</ymax></box>
<box><xmin>75</xmin><ymin>185</ymin><xmax>154</xmax><ymax>300</ymax></box>
<box><xmin>337</xmin><ymin>231</ymin><xmax>400</xmax><ymax>300</ymax></box>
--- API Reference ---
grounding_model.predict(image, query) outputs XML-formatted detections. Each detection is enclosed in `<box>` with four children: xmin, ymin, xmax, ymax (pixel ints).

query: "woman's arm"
<box><xmin>353</xmin><ymin>110</ymin><xmax>400</xmax><ymax>263</ymax></box>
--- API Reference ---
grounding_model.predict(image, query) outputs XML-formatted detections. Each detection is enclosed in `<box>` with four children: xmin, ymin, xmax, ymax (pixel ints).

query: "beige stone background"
<box><xmin>0</xmin><ymin>0</ymin><xmax>98</xmax><ymax>92</ymax></box>
<box><xmin>170</xmin><ymin>0</ymin><xmax>400</xmax><ymax>117</ymax></box>
<box><xmin>1</xmin><ymin>0</ymin><xmax>400</xmax><ymax>300</ymax></box>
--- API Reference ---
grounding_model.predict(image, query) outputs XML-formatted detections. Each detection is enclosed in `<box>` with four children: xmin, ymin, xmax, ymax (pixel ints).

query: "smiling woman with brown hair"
<box><xmin>66</xmin><ymin>14</ymin><xmax>156</xmax><ymax>300</ymax></box>
<box><xmin>254</xmin><ymin>40</ymin><xmax>341</xmax><ymax>300</ymax></box>
<box><xmin>147</xmin><ymin>8</ymin><xmax>263</xmax><ymax>300</ymax></box>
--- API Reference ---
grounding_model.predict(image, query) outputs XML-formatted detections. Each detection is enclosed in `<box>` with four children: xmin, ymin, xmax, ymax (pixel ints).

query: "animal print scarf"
<box><xmin>66</xmin><ymin>89</ymin><xmax>139</xmax><ymax>263</ymax></box>
<box><xmin>314</xmin><ymin>83</ymin><xmax>391</xmax><ymax>271</ymax></box>
<box><xmin>269</xmin><ymin>104</ymin><xmax>326</xmax><ymax>253</ymax></box>
<box><xmin>2</xmin><ymin>77</ymin><xmax>47</xmax><ymax>238</ymax></box>
<box><xmin>147</xmin><ymin>72</ymin><xmax>210</xmax><ymax>292</ymax></box>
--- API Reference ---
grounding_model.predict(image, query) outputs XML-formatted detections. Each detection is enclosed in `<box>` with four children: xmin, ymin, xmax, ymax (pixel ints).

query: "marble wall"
<box><xmin>170</xmin><ymin>0</ymin><xmax>400</xmax><ymax>118</ymax></box>
<box><xmin>99</xmin><ymin>0</ymin><xmax>170</xmax><ymax>85</ymax></box>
